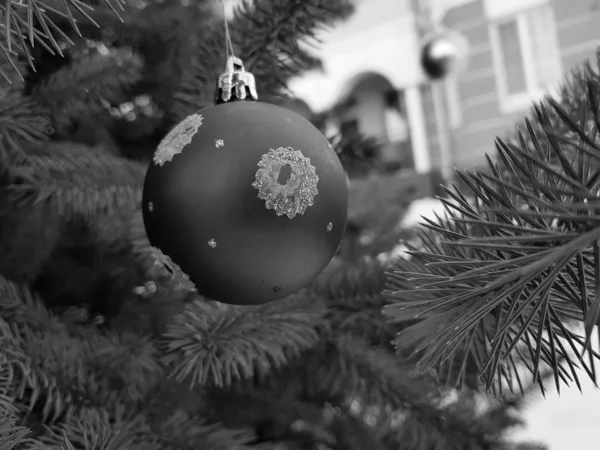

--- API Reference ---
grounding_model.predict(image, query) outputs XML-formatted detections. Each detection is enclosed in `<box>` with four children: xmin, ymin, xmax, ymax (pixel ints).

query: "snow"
<box><xmin>399</xmin><ymin>197</ymin><xmax>448</xmax><ymax>229</ymax></box>
<box><xmin>400</xmin><ymin>197</ymin><xmax>600</xmax><ymax>450</ymax></box>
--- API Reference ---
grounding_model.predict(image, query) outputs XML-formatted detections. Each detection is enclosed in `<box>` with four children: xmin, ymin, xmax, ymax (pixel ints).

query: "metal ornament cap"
<box><xmin>216</xmin><ymin>56</ymin><xmax>259</xmax><ymax>104</ymax></box>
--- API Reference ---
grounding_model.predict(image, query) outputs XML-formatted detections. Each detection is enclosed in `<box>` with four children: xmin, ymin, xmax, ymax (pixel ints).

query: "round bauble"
<box><xmin>142</xmin><ymin>101</ymin><xmax>348</xmax><ymax>305</ymax></box>
<box><xmin>420</xmin><ymin>30</ymin><xmax>469</xmax><ymax>80</ymax></box>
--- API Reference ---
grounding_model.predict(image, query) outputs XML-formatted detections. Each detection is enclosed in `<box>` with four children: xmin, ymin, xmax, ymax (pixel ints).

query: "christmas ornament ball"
<box><xmin>420</xmin><ymin>30</ymin><xmax>469</xmax><ymax>80</ymax></box>
<box><xmin>142</xmin><ymin>101</ymin><xmax>348</xmax><ymax>305</ymax></box>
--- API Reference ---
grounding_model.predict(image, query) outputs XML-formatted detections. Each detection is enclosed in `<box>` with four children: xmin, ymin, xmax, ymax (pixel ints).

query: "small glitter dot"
<box><xmin>215</xmin><ymin>139</ymin><xmax>224</xmax><ymax>148</ymax></box>
<box><xmin>148</xmin><ymin>202</ymin><xmax>154</xmax><ymax>212</ymax></box>
<box><xmin>208</xmin><ymin>239</ymin><xmax>217</xmax><ymax>248</ymax></box>
<box><xmin>326</xmin><ymin>222</ymin><xmax>333</xmax><ymax>232</ymax></box>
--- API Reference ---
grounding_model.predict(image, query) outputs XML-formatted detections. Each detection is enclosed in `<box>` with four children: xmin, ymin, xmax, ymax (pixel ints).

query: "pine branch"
<box><xmin>238</xmin><ymin>0</ymin><xmax>353</xmax><ymax>74</ymax></box>
<box><xmin>160</xmin><ymin>294</ymin><xmax>326</xmax><ymax>388</ymax></box>
<box><xmin>236</xmin><ymin>0</ymin><xmax>353</xmax><ymax>100</ymax></box>
<box><xmin>385</xmin><ymin>53</ymin><xmax>600</xmax><ymax>393</ymax></box>
<box><xmin>0</xmin><ymin>0</ymin><xmax>127</xmax><ymax>80</ymax></box>
<box><xmin>172</xmin><ymin>0</ymin><xmax>353</xmax><ymax>118</ymax></box>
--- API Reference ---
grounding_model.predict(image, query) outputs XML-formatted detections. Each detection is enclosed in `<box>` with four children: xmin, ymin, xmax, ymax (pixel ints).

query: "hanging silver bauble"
<box><xmin>420</xmin><ymin>29</ymin><xmax>470</xmax><ymax>80</ymax></box>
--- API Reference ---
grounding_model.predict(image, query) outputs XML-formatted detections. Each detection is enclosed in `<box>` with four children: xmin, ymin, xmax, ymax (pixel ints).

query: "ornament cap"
<box><xmin>216</xmin><ymin>56</ymin><xmax>259</xmax><ymax>104</ymax></box>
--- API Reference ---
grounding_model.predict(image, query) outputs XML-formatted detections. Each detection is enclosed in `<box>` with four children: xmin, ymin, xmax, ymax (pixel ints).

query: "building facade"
<box><xmin>288</xmin><ymin>0</ymin><xmax>600</xmax><ymax>178</ymax></box>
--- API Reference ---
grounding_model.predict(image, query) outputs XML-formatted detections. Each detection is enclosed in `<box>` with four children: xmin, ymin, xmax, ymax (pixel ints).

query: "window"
<box><xmin>489</xmin><ymin>4</ymin><xmax>561</xmax><ymax>113</ymax></box>
<box><xmin>384</xmin><ymin>89</ymin><xmax>401</xmax><ymax>110</ymax></box>
<box><xmin>340</xmin><ymin>119</ymin><xmax>359</xmax><ymax>137</ymax></box>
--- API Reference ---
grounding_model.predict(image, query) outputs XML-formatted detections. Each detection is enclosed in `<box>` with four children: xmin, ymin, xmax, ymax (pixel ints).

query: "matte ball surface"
<box><xmin>142</xmin><ymin>101</ymin><xmax>348</xmax><ymax>305</ymax></box>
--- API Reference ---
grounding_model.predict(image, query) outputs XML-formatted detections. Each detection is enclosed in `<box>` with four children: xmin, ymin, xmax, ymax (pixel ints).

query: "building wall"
<box><xmin>351</xmin><ymin>76</ymin><xmax>390</xmax><ymax>143</ymax></box>
<box><xmin>442</xmin><ymin>0</ymin><xmax>600</xmax><ymax>168</ymax></box>
<box><xmin>288</xmin><ymin>0</ymin><xmax>423</xmax><ymax>113</ymax></box>
<box><xmin>288</xmin><ymin>0</ymin><xmax>433</xmax><ymax>174</ymax></box>
<box><xmin>288</xmin><ymin>0</ymin><xmax>600</xmax><ymax>175</ymax></box>
<box><xmin>420</xmin><ymin>84</ymin><xmax>444</xmax><ymax>169</ymax></box>
<box><xmin>554</xmin><ymin>0</ymin><xmax>600</xmax><ymax>72</ymax></box>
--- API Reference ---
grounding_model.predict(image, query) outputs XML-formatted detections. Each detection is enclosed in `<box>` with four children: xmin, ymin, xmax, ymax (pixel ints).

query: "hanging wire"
<box><xmin>220</xmin><ymin>0</ymin><xmax>236</xmax><ymax>60</ymax></box>
<box><xmin>415</xmin><ymin>0</ymin><xmax>445</xmax><ymax>35</ymax></box>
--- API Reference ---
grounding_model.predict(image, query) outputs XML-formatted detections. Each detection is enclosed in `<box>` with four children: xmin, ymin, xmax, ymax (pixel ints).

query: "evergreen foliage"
<box><xmin>386</xmin><ymin>53</ymin><xmax>600</xmax><ymax>396</ymax></box>
<box><xmin>0</xmin><ymin>0</ymin><xmax>578</xmax><ymax>448</ymax></box>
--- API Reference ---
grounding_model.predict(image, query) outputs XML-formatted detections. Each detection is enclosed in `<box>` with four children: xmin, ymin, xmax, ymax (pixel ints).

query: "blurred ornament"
<box><xmin>420</xmin><ymin>29</ymin><xmax>469</xmax><ymax>80</ymax></box>
<box><xmin>142</xmin><ymin>56</ymin><xmax>348</xmax><ymax>305</ymax></box>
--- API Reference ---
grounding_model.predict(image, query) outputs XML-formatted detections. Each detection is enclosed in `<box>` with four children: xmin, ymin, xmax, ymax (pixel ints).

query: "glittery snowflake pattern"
<box><xmin>153</xmin><ymin>113</ymin><xmax>204</xmax><ymax>166</ymax></box>
<box><xmin>149</xmin><ymin>246</ymin><xmax>196</xmax><ymax>292</ymax></box>
<box><xmin>252</xmin><ymin>147</ymin><xmax>319</xmax><ymax>219</ymax></box>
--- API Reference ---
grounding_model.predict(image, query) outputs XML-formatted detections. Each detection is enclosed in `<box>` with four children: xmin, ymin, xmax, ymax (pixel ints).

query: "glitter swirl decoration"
<box><xmin>252</xmin><ymin>147</ymin><xmax>319</xmax><ymax>219</ymax></box>
<box><xmin>153</xmin><ymin>113</ymin><xmax>204</xmax><ymax>166</ymax></box>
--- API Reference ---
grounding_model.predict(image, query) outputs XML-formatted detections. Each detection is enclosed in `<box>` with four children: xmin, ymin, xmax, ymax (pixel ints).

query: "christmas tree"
<box><xmin>0</xmin><ymin>0</ymin><xmax>582</xmax><ymax>448</ymax></box>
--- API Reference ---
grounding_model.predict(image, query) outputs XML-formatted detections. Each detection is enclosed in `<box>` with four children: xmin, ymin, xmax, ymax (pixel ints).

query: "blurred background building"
<box><xmin>288</xmin><ymin>0</ymin><xmax>600</xmax><ymax>177</ymax></box>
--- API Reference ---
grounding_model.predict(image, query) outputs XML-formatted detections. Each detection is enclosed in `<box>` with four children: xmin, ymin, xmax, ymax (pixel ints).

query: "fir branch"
<box><xmin>46</xmin><ymin>4</ymin><xmax>205</xmax><ymax>123</ymax></box>
<box><xmin>0</xmin><ymin>277</ymin><xmax>142</xmax><ymax>423</ymax></box>
<box><xmin>32</xmin><ymin>46</ymin><xmax>144</xmax><ymax>131</ymax></box>
<box><xmin>6</xmin><ymin>143</ymin><xmax>145</xmax><ymax>219</ymax></box>
<box><xmin>0</xmin><ymin>318</ymin><xmax>90</xmax><ymax>424</ymax></box>
<box><xmin>1</xmin><ymin>312</ymin><xmax>159</xmax><ymax>430</ymax></box>
<box><xmin>313</xmin><ymin>257</ymin><xmax>387</xmax><ymax>304</ymax></box>
<box><xmin>0</xmin><ymin>274</ymin><xmax>66</xmax><ymax>333</ymax></box>
<box><xmin>0</xmin><ymin>89</ymin><xmax>51</xmax><ymax>162</ymax></box>
<box><xmin>0</xmin><ymin>395</ymin><xmax>30</xmax><ymax>450</ymax></box>
<box><xmin>45</xmin><ymin>0</ymin><xmax>199</xmax><ymax>48</ymax></box>
<box><xmin>312</xmin><ymin>257</ymin><xmax>395</xmax><ymax>345</ymax></box>
<box><xmin>170</xmin><ymin>50</ymin><xmax>214</xmax><ymax>123</ymax></box>
<box><xmin>147</xmin><ymin>410</ymin><xmax>256</xmax><ymax>450</ymax></box>
<box><xmin>25</xmin><ymin>407</ymin><xmax>145</xmax><ymax>450</ymax></box>
<box><xmin>305</xmin><ymin>336</ymin><xmax>502</xmax><ymax>450</ymax></box>
<box><xmin>84</xmin><ymin>332</ymin><xmax>163</xmax><ymax>404</ymax></box>
<box><xmin>160</xmin><ymin>294</ymin><xmax>326</xmax><ymax>388</ymax></box>
<box><xmin>207</xmin><ymin>390</ymin><xmax>340</xmax><ymax>448</ymax></box>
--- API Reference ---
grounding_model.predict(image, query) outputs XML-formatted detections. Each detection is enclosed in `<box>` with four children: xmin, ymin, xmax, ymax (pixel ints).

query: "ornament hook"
<box><xmin>216</xmin><ymin>56</ymin><xmax>259</xmax><ymax>104</ymax></box>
